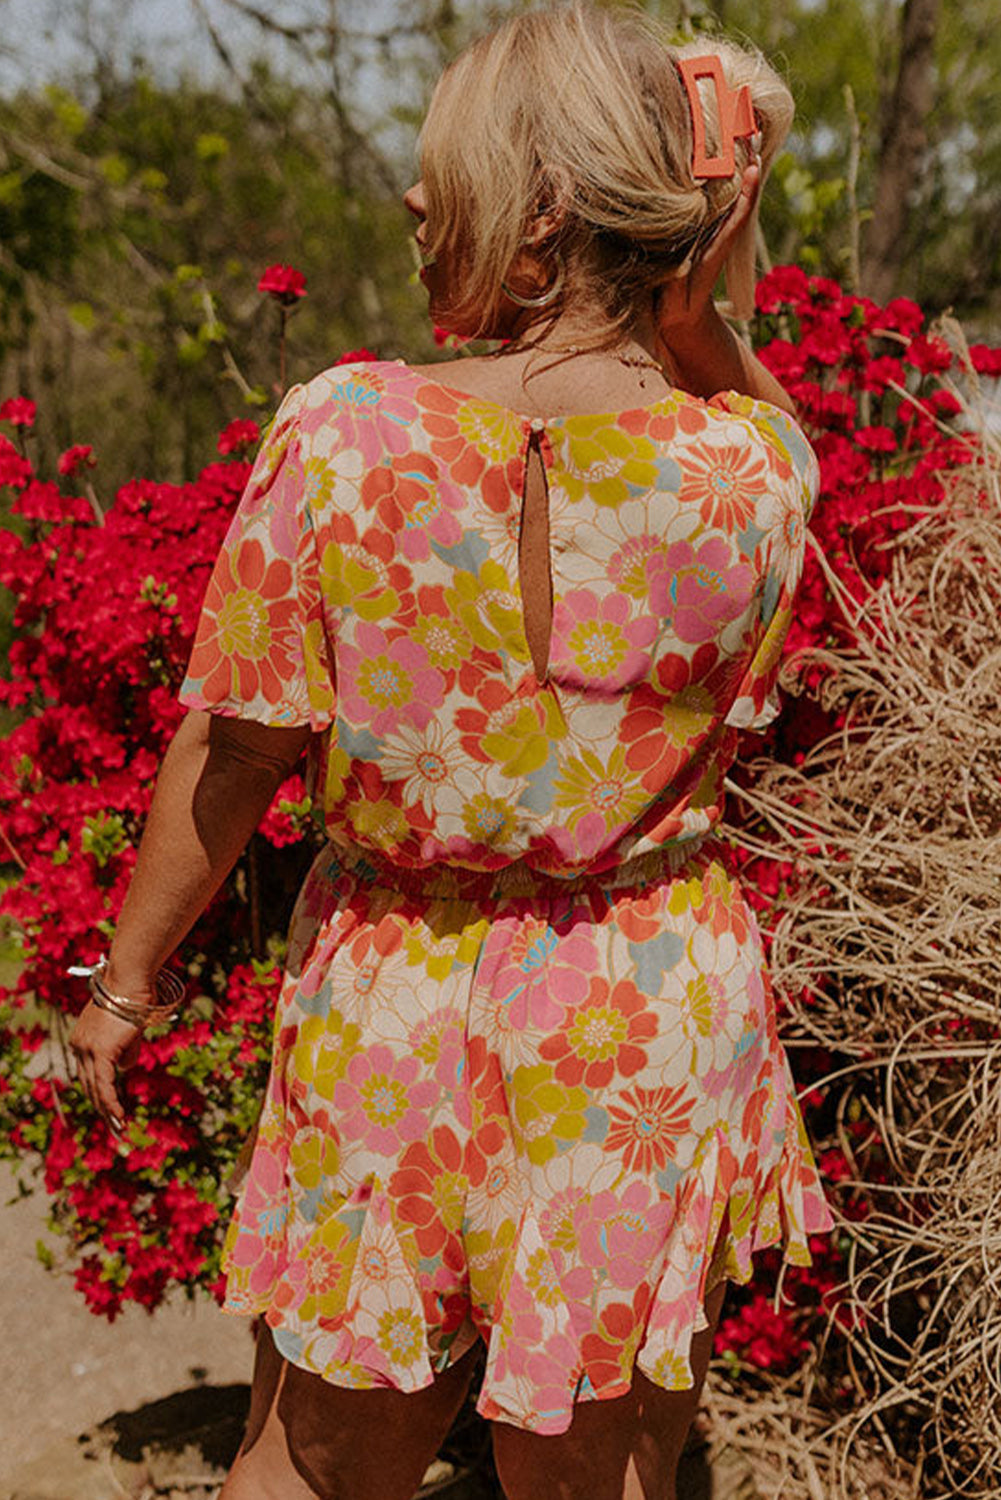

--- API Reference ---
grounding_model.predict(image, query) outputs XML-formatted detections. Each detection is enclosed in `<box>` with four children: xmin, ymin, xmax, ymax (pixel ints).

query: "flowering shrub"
<box><xmin>256</xmin><ymin>263</ymin><xmax>308</xmax><ymax>304</ymax></box>
<box><xmin>0</xmin><ymin>271</ymin><xmax>997</xmax><ymax>1384</ymax></box>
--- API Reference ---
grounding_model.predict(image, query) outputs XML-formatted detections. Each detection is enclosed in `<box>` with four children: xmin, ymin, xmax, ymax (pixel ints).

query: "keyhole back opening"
<box><xmin>518</xmin><ymin>429</ymin><xmax>554</xmax><ymax>685</ymax></box>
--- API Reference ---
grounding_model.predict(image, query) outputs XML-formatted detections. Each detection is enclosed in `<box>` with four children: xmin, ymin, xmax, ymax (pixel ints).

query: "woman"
<box><xmin>69</xmin><ymin>6</ymin><xmax>834</xmax><ymax>1498</ymax></box>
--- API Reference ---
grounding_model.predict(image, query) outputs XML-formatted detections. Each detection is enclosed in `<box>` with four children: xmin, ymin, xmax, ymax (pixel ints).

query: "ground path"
<box><xmin>1</xmin><ymin>1158</ymin><xmax>747</xmax><ymax>1498</ymax></box>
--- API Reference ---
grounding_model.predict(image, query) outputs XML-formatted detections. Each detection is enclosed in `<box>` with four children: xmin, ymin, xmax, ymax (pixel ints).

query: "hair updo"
<box><xmin>418</xmin><ymin>1</ymin><xmax>794</xmax><ymax>336</ymax></box>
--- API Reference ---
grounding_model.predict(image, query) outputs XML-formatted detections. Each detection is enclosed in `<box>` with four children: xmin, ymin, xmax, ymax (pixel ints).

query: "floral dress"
<box><xmin>178</xmin><ymin>359</ymin><xmax>835</xmax><ymax>1434</ymax></box>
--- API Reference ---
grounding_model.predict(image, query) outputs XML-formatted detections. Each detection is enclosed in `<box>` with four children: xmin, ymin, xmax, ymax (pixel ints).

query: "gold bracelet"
<box><xmin>68</xmin><ymin>958</ymin><xmax>185</xmax><ymax>1029</ymax></box>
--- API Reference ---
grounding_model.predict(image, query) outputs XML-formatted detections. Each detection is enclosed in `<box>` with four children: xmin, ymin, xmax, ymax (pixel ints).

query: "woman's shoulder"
<box><xmin>704</xmin><ymin>389</ymin><xmax>820</xmax><ymax>516</ymax></box>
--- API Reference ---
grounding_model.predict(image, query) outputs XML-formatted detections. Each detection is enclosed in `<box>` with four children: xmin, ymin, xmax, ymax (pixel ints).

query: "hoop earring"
<box><xmin>501</xmin><ymin>250</ymin><xmax>566</xmax><ymax>309</ymax></box>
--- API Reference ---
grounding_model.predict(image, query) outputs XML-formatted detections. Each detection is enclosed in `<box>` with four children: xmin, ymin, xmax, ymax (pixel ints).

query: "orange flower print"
<box><xmin>415</xmin><ymin>381</ymin><xmax>524</xmax><ymax>515</ymax></box>
<box><xmin>185</xmin><ymin>536</ymin><xmax>299</xmax><ymax>707</ymax></box>
<box><xmin>605</xmin><ymin>1083</ymin><xmax>696</xmax><ymax>1173</ymax></box>
<box><xmin>359</xmin><ymin>449</ymin><xmax>464</xmax><ymax>563</ymax></box>
<box><xmin>539</xmin><ymin>976</ymin><xmax>657</xmax><ymax>1088</ymax></box>
<box><xmin>677</xmin><ymin>441</ymin><xmax>770</xmax><ymax>530</ymax></box>
<box><xmin>389</xmin><ymin>1124</ymin><xmax>468</xmax><ymax>1259</ymax></box>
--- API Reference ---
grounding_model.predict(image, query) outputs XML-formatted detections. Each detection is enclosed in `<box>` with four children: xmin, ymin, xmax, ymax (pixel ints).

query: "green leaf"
<box><xmin>81</xmin><ymin>812</ymin><xmax>130</xmax><ymax>867</ymax></box>
<box><xmin>98</xmin><ymin>154</ymin><xmax>130</xmax><ymax>188</ymax></box>
<box><xmin>0</xmin><ymin>171</ymin><xmax>24</xmax><ymax>208</ymax></box>
<box><xmin>35</xmin><ymin>1238</ymin><xmax>55</xmax><ymax>1270</ymax></box>
<box><xmin>69</xmin><ymin>301</ymin><xmax>95</xmax><ymax>331</ymax></box>
<box><xmin>45</xmin><ymin>86</ymin><xmax>88</xmax><ymax>139</ymax></box>
<box><xmin>196</xmin><ymin>133</ymin><xmax>230</xmax><ymax>162</ymax></box>
<box><xmin>177</xmin><ymin>332</ymin><xmax>206</xmax><ymax>367</ymax></box>
<box><xmin>138</xmin><ymin>166</ymin><xmax>168</xmax><ymax>193</ymax></box>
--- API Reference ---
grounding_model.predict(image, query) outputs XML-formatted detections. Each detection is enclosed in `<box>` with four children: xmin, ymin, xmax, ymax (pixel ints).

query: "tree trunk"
<box><xmin>862</xmin><ymin>0</ymin><xmax>941</xmax><ymax>304</ymax></box>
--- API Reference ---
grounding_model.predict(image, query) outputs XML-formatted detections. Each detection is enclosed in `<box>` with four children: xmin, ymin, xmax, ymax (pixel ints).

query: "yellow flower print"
<box><xmin>609</xmin><ymin>533</ymin><xmax>664</xmax><ymax>600</ymax></box>
<box><xmin>291</xmin><ymin>1012</ymin><xmax>363</xmax><ymax>1102</ymax></box>
<box><xmin>216</xmin><ymin>588</ymin><xmax>271</xmax><ymax>662</ymax></box>
<box><xmin>553</xmin><ymin>743</ymin><xmax>648</xmax><ymax>832</ymax></box>
<box><xmin>318</xmin><ymin>537</ymin><xmax>400</xmax><ymax>621</ymax></box>
<box><xmin>403</xmin><ymin>915</ymin><xmax>489</xmax><ymax>983</ymax></box>
<box><xmin>320</xmin><ymin>742</ymin><xmax>352</xmax><ymax>814</ymax></box>
<box><xmin>411</xmin><ymin>613</ymin><xmax>470</xmax><ymax>671</ymax></box>
<box><xmin>567</xmin><ymin>616</ymin><xmax>629</xmax><ymax>676</ymax></box>
<box><xmin>297</xmin><ymin>1216</ymin><xmax>353</xmax><ymax>1321</ymax></box>
<box><xmin>480</xmin><ymin>698</ymin><xmax>559</xmax><ymax>777</ymax></box>
<box><xmin>359</xmin><ymin>1071</ymin><xmax>409</xmax><ymax>1129</ymax></box>
<box><xmin>444</xmin><ymin>562</ymin><xmax>526</xmax><ymax>660</ymax></box>
<box><xmin>557</xmin><ymin>417</ymin><xmax>659</xmax><ymax>509</ymax></box>
<box><xmin>432</xmin><ymin>1171</ymin><xmax>466</xmax><ymax>1235</ymax></box>
<box><xmin>725</xmin><ymin>1182</ymin><xmax>756</xmax><ymax>1245</ymax></box>
<box><xmin>377</xmin><ymin>1307</ymin><xmax>426</xmax><ymax>1369</ymax></box>
<box><xmin>525</xmin><ymin>1247</ymin><xmax>565</xmax><ymax>1308</ymax></box>
<box><xmin>455</xmin><ymin>403</ymin><xmax>524</xmax><ymax>461</ymax></box>
<box><xmin>566</xmin><ymin>1003</ymin><xmax>629</xmax><ymax>1062</ymax></box>
<box><xmin>462</xmin><ymin>791</ymin><xmax>518</xmax><ymax>847</ymax></box>
<box><xmin>289</xmin><ymin>1127</ymin><xmax>341</xmax><ymax>1192</ymax></box>
<box><xmin>347</xmin><ymin>796</ymin><xmax>410</xmax><ymax>848</ymax></box>
<box><xmin>547</xmin><ymin>1199</ymin><xmax>582</xmax><ymax>1255</ymax></box>
<box><xmin>509</xmin><ymin>1064</ymin><xmax>589</xmax><ymax>1166</ymax></box>
<box><xmin>466</xmin><ymin>1218</ymin><xmax>517</xmax><ymax>1310</ymax></box>
<box><xmin>357</xmin><ymin>654</ymin><xmax>411</xmax><ymax>712</ymax></box>
<box><xmin>667</xmin><ymin>874</ymin><xmax>704</xmax><ymax>917</ymax></box>
<box><xmin>684</xmin><ymin>974</ymin><xmax>715</xmax><ymax>1039</ymax></box>
<box><xmin>647</xmin><ymin>1347</ymin><xmax>693</xmax><ymax>1390</ymax></box>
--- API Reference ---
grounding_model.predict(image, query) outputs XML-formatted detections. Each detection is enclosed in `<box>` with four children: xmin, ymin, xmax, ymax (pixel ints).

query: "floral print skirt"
<box><xmin>218</xmin><ymin>836</ymin><xmax>835</xmax><ymax>1434</ymax></box>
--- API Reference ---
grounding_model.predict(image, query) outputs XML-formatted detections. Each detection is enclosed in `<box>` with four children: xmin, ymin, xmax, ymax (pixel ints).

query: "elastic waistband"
<box><xmin>320</xmin><ymin>835</ymin><xmax>719</xmax><ymax>903</ymax></box>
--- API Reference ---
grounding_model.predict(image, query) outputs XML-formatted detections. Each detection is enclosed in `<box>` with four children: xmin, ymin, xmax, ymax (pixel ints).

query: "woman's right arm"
<box><xmin>657</xmin><ymin>300</ymin><xmax>797</xmax><ymax>415</ymax></box>
<box><xmin>653</xmin><ymin>161</ymin><xmax>798</xmax><ymax>418</ymax></box>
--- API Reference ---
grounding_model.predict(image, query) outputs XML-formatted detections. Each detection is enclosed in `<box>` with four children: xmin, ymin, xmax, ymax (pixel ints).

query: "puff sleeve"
<box><xmin>178</xmin><ymin>384</ymin><xmax>335</xmax><ymax>729</ymax></box>
<box><xmin>708</xmin><ymin>392</ymin><xmax>820</xmax><ymax>734</ymax></box>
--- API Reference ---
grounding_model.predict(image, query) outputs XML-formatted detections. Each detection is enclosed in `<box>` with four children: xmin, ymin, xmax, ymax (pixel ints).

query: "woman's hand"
<box><xmin>69</xmin><ymin>999</ymin><xmax>143</xmax><ymax>1135</ymax></box>
<box><xmin>654</xmin><ymin>159</ymin><xmax>761</xmax><ymax>335</ymax></box>
<box><xmin>64</xmin><ymin>711</ymin><xmax>311</xmax><ymax>1138</ymax></box>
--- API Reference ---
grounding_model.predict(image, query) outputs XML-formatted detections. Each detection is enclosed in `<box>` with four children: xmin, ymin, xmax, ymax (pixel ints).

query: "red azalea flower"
<box><xmin>257</xmin><ymin>263</ymin><xmax>307</xmax><ymax>304</ymax></box>
<box><xmin>969</xmin><ymin>343</ymin><xmax>1001</xmax><ymax>378</ymax></box>
<box><xmin>870</xmin><ymin>297</ymin><xmax>924</xmax><ymax>338</ymax></box>
<box><xmin>57</xmin><ymin>444</ymin><xmax>97</xmax><ymax>477</ymax></box>
<box><xmin>216</xmin><ymin>418</ymin><xmax>261</xmax><ymax>456</ymax></box>
<box><xmin>754</xmin><ymin>264</ymin><xmax>810</xmax><ymax>314</ymax></box>
<box><xmin>334</xmin><ymin>347</ymin><xmax>379</xmax><ymax>364</ymax></box>
<box><xmin>0</xmin><ymin>434</ymin><xmax>32</xmax><ymax>488</ymax></box>
<box><xmin>0</xmin><ymin>395</ymin><xmax>36</xmax><ymax>426</ymax></box>
<box><xmin>855</xmin><ymin>425</ymin><xmax>897</xmax><ymax>454</ymax></box>
<box><xmin>905</xmin><ymin>334</ymin><xmax>952</xmax><ymax>374</ymax></box>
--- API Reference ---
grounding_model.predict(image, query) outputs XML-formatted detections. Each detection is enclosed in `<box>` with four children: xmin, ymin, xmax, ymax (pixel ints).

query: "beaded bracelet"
<box><xmin>67</xmin><ymin>958</ymin><xmax>185</xmax><ymax>1029</ymax></box>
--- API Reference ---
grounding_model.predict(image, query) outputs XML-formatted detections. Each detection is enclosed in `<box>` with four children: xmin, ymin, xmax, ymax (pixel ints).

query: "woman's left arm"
<box><xmin>68</xmin><ymin>709</ymin><xmax>310</xmax><ymax>1132</ymax></box>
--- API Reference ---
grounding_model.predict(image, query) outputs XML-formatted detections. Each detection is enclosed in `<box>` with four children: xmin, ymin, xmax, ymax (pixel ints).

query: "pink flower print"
<box><xmin>337</xmin><ymin>620</ymin><xmax>445</xmax><ymax>737</ymax></box>
<box><xmin>549</xmin><ymin>589</ymin><xmax>657</xmax><ymax>692</ymax></box>
<box><xmin>361</xmin><ymin>452</ymin><xmax>465</xmax><ymax>564</ymax></box>
<box><xmin>408</xmin><ymin>1008</ymin><xmax>464</xmax><ymax>1090</ymax></box>
<box><xmin>574</xmin><ymin>1182</ymin><xmax>671</xmax><ymax>1290</ymax></box>
<box><xmin>488</xmin><ymin>1261</ymin><xmax>546</xmax><ymax>1387</ymax></box>
<box><xmin>334</xmin><ymin>1045</ymin><xmax>438</xmax><ymax>1156</ymax></box>
<box><xmin>304</xmin><ymin>367</ymin><xmax>418</xmax><ymax>468</ymax></box>
<box><xmin>649</xmin><ymin>537</ymin><xmax>754</xmax><ymax>645</ymax></box>
<box><xmin>479</xmin><ymin>916</ymin><xmax>598</xmax><ymax>1031</ymax></box>
<box><xmin>228</xmin><ymin>1141</ymin><xmax>288</xmax><ymax>1296</ymax></box>
<box><xmin>520</xmin><ymin>1329</ymin><xmax>587</xmax><ymax>1430</ymax></box>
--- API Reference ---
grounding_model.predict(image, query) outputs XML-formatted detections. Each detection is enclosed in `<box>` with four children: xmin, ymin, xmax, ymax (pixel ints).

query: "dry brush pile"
<box><xmin>710</xmin><ymin>336</ymin><xmax>1001</xmax><ymax>1498</ymax></box>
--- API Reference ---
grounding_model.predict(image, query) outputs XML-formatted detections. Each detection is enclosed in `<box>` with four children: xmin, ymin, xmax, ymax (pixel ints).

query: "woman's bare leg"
<box><xmin>492</xmin><ymin>1277</ymin><xmax>728</xmax><ymax>1500</ymax></box>
<box><xmin>219</xmin><ymin>1322</ymin><xmax>480</xmax><ymax>1500</ymax></box>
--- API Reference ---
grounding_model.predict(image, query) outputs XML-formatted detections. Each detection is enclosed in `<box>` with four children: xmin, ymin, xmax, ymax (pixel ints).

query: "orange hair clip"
<box><xmin>676</xmin><ymin>55</ymin><xmax>757</xmax><ymax>179</ymax></box>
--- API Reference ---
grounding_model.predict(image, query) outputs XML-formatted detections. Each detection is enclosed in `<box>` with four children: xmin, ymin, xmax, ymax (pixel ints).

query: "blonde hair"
<box><xmin>419</xmin><ymin>2</ymin><xmax>794</xmax><ymax>333</ymax></box>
